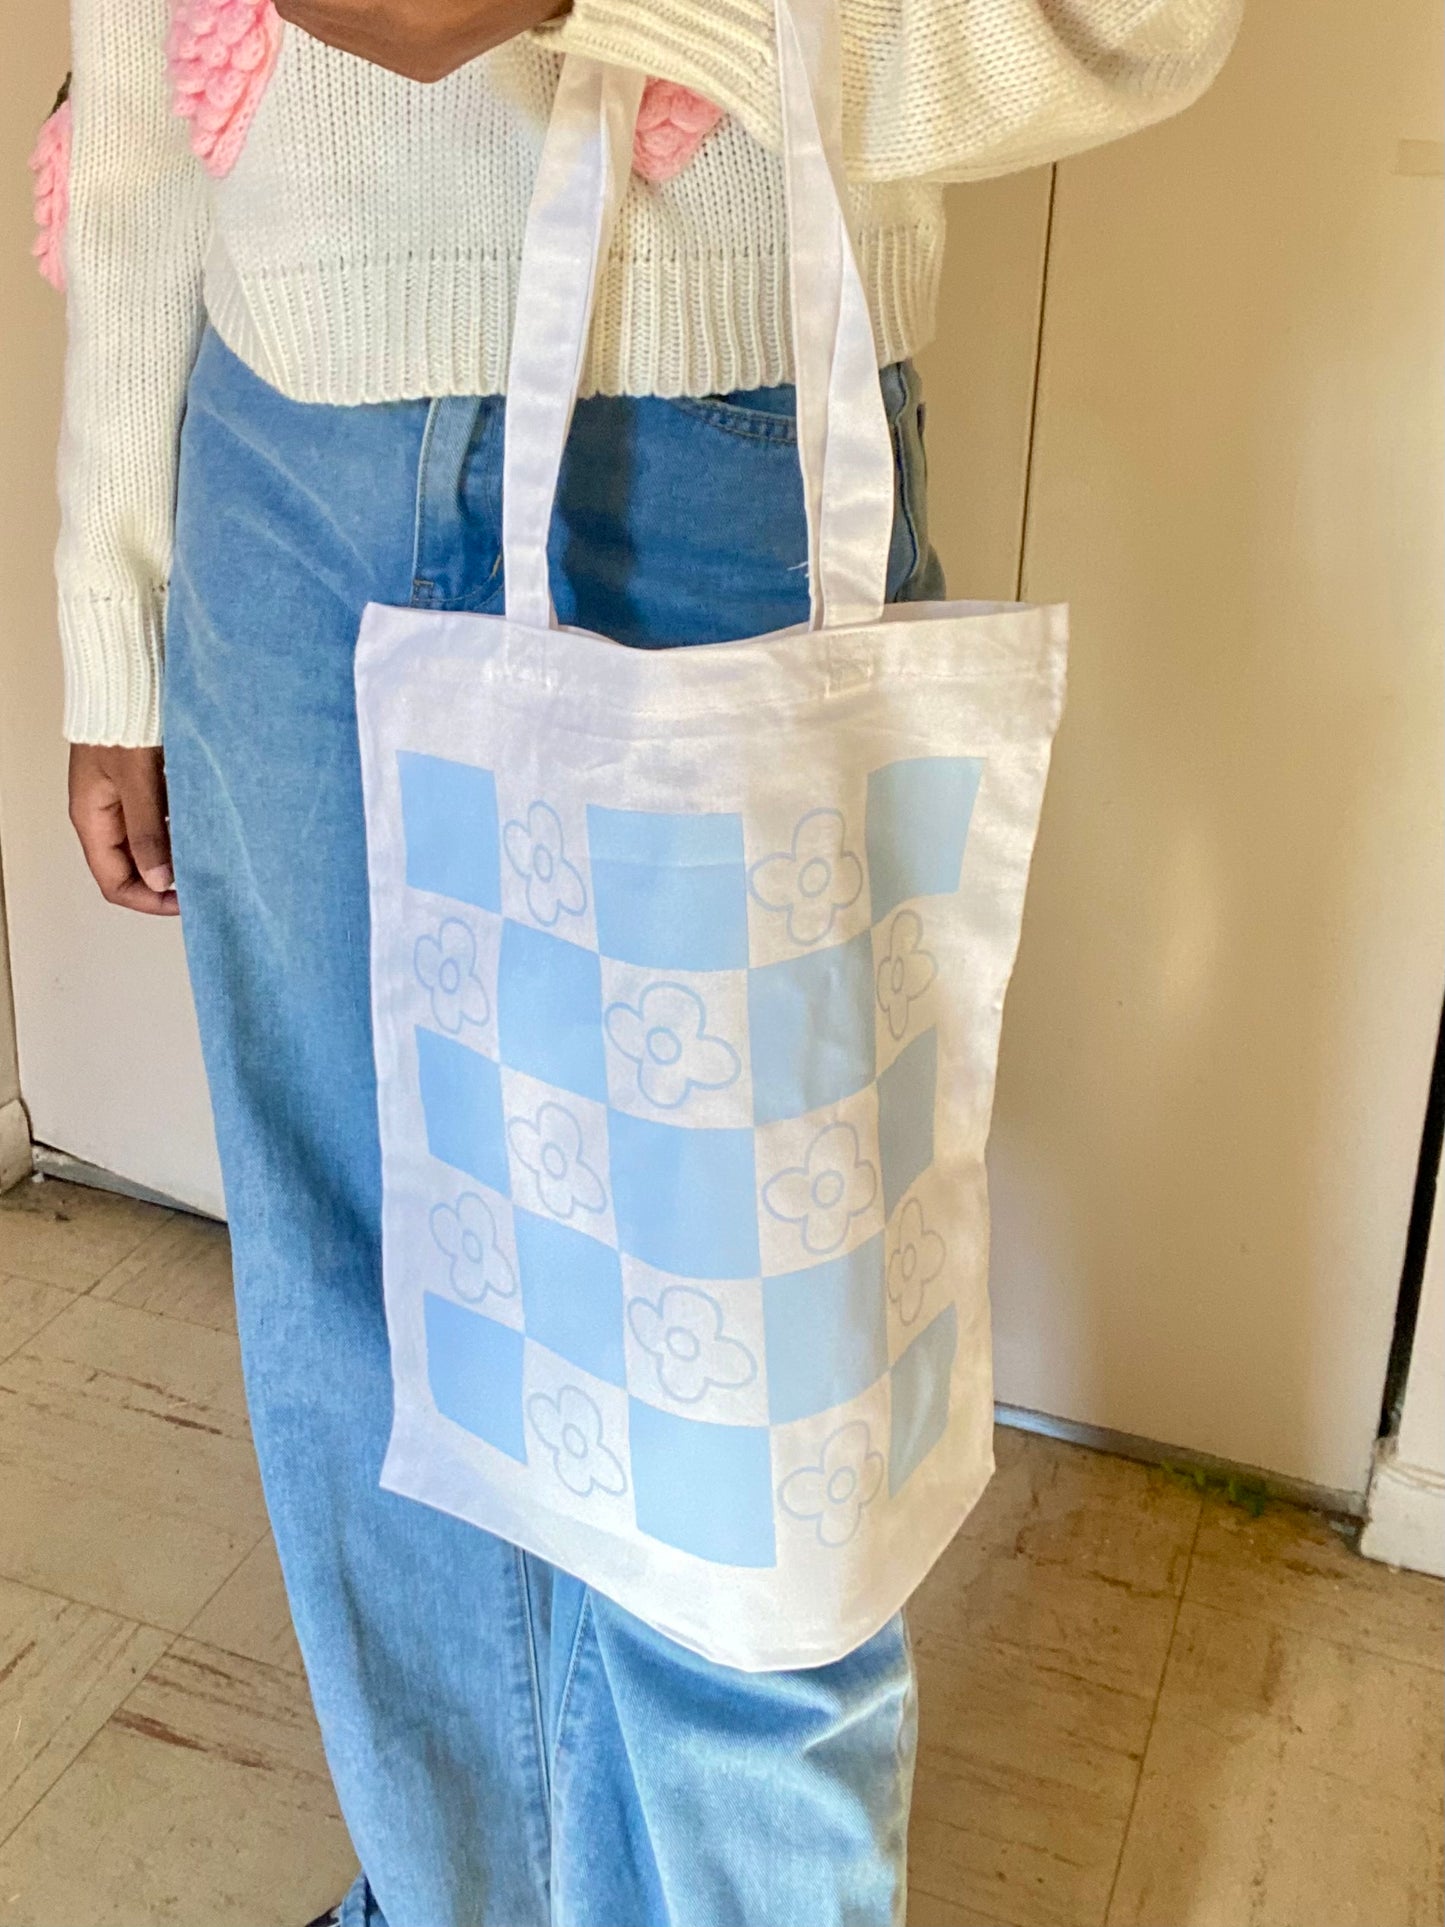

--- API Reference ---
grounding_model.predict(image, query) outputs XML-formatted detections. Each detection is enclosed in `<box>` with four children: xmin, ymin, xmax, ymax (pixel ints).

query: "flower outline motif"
<box><xmin>876</xmin><ymin>911</ymin><xmax>937</xmax><ymax>1042</ymax></box>
<box><xmin>762</xmin><ymin>1121</ymin><xmax>878</xmax><ymax>1257</ymax></box>
<box><xmin>627</xmin><ymin>1287</ymin><xmax>757</xmax><ymax>1403</ymax></box>
<box><xmin>779</xmin><ymin>1420</ymin><xmax>885</xmax><ymax>1547</ymax></box>
<box><xmin>503</xmin><ymin>801</ymin><xmax>587</xmax><ymax>928</ymax></box>
<box><xmin>430</xmin><ymin>1192</ymin><xmax>517</xmax><ymax>1305</ymax></box>
<box><xmin>886</xmin><ymin>1199</ymin><xmax>945</xmax><ymax>1325</ymax></box>
<box><xmin>528</xmin><ymin>1385</ymin><xmax>627</xmax><ymax>1499</ymax></box>
<box><xmin>414</xmin><ymin>918</ymin><xmax>491</xmax><ymax>1035</ymax></box>
<box><xmin>507</xmin><ymin>1102</ymin><xmax>607</xmax><ymax>1222</ymax></box>
<box><xmin>748</xmin><ymin>809</ymin><xmax>864</xmax><ymax>947</ymax></box>
<box><xmin>605</xmin><ymin>982</ymin><xmax>741</xmax><ymax>1110</ymax></box>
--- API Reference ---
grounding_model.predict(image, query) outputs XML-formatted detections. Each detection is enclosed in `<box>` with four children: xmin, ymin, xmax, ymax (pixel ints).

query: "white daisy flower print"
<box><xmin>503</xmin><ymin>801</ymin><xmax>587</xmax><ymax>927</ymax></box>
<box><xmin>886</xmin><ymin>1199</ymin><xmax>945</xmax><ymax>1325</ymax></box>
<box><xmin>876</xmin><ymin>911</ymin><xmax>936</xmax><ymax>1042</ymax></box>
<box><xmin>628</xmin><ymin>1286</ymin><xmax>757</xmax><ymax>1403</ymax></box>
<box><xmin>749</xmin><ymin>809</ymin><xmax>864</xmax><ymax>947</ymax></box>
<box><xmin>507</xmin><ymin>1102</ymin><xmax>606</xmax><ymax>1221</ymax></box>
<box><xmin>414</xmin><ymin>918</ymin><xmax>491</xmax><ymax>1035</ymax></box>
<box><xmin>528</xmin><ymin>1384</ymin><xmax>627</xmax><ymax>1498</ymax></box>
<box><xmin>429</xmin><ymin>1192</ymin><xmax>517</xmax><ymax>1304</ymax></box>
<box><xmin>779</xmin><ymin>1420</ymin><xmax>885</xmax><ymax>1547</ymax></box>
<box><xmin>605</xmin><ymin>982</ymin><xmax>741</xmax><ymax>1110</ymax></box>
<box><xmin>762</xmin><ymin>1121</ymin><xmax>878</xmax><ymax>1256</ymax></box>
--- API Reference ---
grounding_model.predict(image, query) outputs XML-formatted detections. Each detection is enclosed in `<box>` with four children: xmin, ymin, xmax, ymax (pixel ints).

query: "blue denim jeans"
<box><xmin>163</xmin><ymin>321</ymin><xmax>944</xmax><ymax>1927</ymax></box>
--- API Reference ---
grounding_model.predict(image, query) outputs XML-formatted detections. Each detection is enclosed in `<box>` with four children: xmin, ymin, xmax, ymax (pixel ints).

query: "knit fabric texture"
<box><xmin>55</xmin><ymin>0</ymin><xmax>1242</xmax><ymax>744</ymax></box>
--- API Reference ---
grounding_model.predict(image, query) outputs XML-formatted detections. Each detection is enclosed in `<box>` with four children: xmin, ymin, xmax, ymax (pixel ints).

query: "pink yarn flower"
<box><xmin>632</xmin><ymin>78</ymin><xmax>724</xmax><ymax>184</ymax></box>
<box><xmin>166</xmin><ymin>0</ymin><xmax>283</xmax><ymax>179</ymax></box>
<box><xmin>28</xmin><ymin>94</ymin><xmax>72</xmax><ymax>292</ymax></box>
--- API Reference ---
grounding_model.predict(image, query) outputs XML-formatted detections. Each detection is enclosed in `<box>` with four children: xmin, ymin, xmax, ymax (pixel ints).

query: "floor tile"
<box><xmin>0</xmin><ymin>1576</ymin><xmax>170</xmax><ymax>1847</ymax></box>
<box><xmin>91</xmin><ymin>1214</ymin><xmax>236</xmax><ymax>1334</ymax></box>
<box><xmin>0</xmin><ymin>1639</ymin><xmax>356</xmax><ymax>1927</ymax></box>
<box><xmin>0</xmin><ymin>1297</ymin><xmax>266</xmax><ymax>1628</ymax></box>
<box><xmin>0</xmin><ymin>1180</ymin><xmax>167</xmax><ymax>1294</ymax></box>
<box><xmin>1185</xmin><ymin>1493</ymin><xmax>1444</xmax><ymax>1669</ymax></box>
<box><xmin>961</xmin><ymin>1429</ymin><xmax>1203</xmax><ymax>1587</ymax></box>
<box><xmin>187</xmin><ymin>1536</ymin><xmax>302</xmax><ymax>1676</ymax></box>
<box><xmin>904</xmin><ymin>1431</ymin><xmax>1204</xmax><ymax>1926</ymax></box>
<box><xmin>1107</xmin><ymin>1600</ymin><xmax>1445</xmax><ymax>1927</ymax></box>
<box><xmin>0</xmin><ymin>1276</ymin><xmax>74</xmax><ymax>1363</ymax></box>
<box><xmin>907</xmin><ymin>1616</ymin><xmax>1153</xmax><ymax>1927</ymax></box>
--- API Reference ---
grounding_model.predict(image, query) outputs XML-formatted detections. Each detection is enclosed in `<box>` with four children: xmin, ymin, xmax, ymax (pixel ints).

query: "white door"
<box><xmin>2</xmin><ymin>0</ymin><xmax>1441</xmax><ymax>1494</ymax></box>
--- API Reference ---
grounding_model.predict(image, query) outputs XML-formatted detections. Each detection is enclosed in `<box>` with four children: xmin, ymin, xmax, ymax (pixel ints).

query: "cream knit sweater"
<box><xmin>56</xmin><ymin>0</ymin><xmax>1242</xmax><ymax>745</ymax></box>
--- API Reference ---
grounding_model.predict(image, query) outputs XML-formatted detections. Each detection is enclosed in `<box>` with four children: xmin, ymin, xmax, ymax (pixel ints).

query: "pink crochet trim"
<box><xmin>162</xmin><ymin>6</ymin><xmax>718</xmax><ymax>186</ymax></box>
<box><xmin>28</xmin><ymin>96</ymin><xmax>72</xmax><ymax>292</ymax></box>
<box><xmin>632</xmin><ymin>78</ymin><xmax>724</xmax><ymax>184</ymax></box>
<box><xmin>166</xmin><ymin>0</ymin><xmax>283</xmax><ymax>179</ymax></box>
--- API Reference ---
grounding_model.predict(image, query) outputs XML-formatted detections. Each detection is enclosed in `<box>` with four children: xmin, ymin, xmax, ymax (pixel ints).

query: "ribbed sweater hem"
<box><xmin>200</xmin><ymin>217</ymin><xmax>944</xmax><ymax>406</ymax></box>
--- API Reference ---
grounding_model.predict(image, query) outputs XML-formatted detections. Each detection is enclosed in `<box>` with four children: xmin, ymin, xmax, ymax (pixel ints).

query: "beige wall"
<box><xmin>920</xmin><ymin>0</ymin><xmax>1443</xmax><ymax>1497</ymax></box>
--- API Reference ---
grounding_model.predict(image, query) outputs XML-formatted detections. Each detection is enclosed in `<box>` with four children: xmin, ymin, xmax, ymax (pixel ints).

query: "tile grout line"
<box><xmin>0</xmin><ymin>1621</ymin><xmax>184</xmax><ymax>1856</ymax></box>
<box><xmin>1099</xmin><ymin>1495</ymin><xmax>1205</xmax><ymax>1927</ymax></box>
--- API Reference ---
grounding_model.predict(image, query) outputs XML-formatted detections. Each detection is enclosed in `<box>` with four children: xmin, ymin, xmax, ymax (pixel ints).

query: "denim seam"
<box><xmin>514</xmin><ymin>1544</ymin><xmax>554</xmax><ymax>1817</ymax></box>
<box><xmin>656</xmin><ymin>397</ymin><xmax>800</xmax><ymax>445</ymax></box>
<box><xmin>410</xmin><ymin>397</ymin><xmax>445</xmax><ymax>601</ymax></box>
<box><xmin>548</xmin><ymin>1588</ymin><xmax>596</xmax><ymax>1789</ymax></box>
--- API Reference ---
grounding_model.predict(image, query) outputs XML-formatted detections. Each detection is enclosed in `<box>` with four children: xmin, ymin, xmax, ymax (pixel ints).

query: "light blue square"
<box><xmin>588</xmin><ymin>807</ymin><xmax>748</xmax><ymax>971</ymax></box>
<box><xmin>514</xmin><ymin>1209</ymin><xmax>626</xmax><ymax>1386</ymax></box>
<box><xmin>888</xmin><ymin>1302</ymin><xmax>957</xmax><ymax>1495</ymax></box>
<box><xmin>497</xmin><ymin>921</ymin><xmax>607</xmax><ymax>1102</ymax></box>
<box><xmin>608</xmin><ymin>1110</ymin><xmax>760</xmax><ymax>1279</ymax></box>
<box><xmin>747</xmin><ymin>932</ymin><xmax>876</xmax><ymax>1125</ymax></box>
<box><xmin>877</xmin><ymin>1028</ymin><xmax>937</xmax><ymax>1216</ymax></box>
<box><xmin>762</xmin><ymin>1236</ymin><xmax>887</xmax><ymax>1423</ymax></box>
<box><xmin>399</xmin><ymin>752</ymin><xmax>501</xmax><ymax>911</ymax></box>
<box><xmin>629</xmin><ymin>1398</ymin><xmax>776</xmax><ymax>1567</ymax></box>
<box><xmin>416</xmin><ymin>1027</ymin><xmax>510</xmax><ymax>1194</ymax></box>
<box><xmin>866</xmin><ymin>757</ymin><xmax>983</xmax><ymax>920</ymax></box>
<box><xmin>424</xmin><ymin>1291</ymin><xmax>527</xmax><ymax>1461</ymax></box>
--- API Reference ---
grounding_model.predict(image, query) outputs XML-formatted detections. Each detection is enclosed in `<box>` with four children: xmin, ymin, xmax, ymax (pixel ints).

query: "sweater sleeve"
<box><xmin>532</xmin><ymin>0</ymin><xmax>1245</xmax><ymax>184</ymax></box>
<box><xmin>55</xmin><ymin>0</ymin><xmax>210</xmax><ymax>746</ymax></box>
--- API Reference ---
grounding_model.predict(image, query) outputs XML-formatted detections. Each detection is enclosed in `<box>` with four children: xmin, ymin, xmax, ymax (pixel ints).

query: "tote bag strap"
<box><xmin>502</xmin><ymin>0</ymin><xmax>895</xmax><ymax>634</ymax></box>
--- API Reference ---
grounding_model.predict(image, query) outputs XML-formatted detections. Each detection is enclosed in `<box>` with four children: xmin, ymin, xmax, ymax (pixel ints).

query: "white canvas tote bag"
<box><xmin>355</xmin><ymin>0</ymin><xmax>1068</xmax><ymax>1671</ymax></box>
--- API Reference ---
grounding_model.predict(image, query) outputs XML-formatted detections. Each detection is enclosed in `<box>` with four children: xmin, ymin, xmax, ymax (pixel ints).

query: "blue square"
<box><xmin>889</xmin><ymin>1302</ymin><xmax>957</xmax><ymax>1494</ymax></box>
<box><xmin>424</xmin><ymin>1292</ymin><xmax>527</xmax><ymax>1461</ymax></box>
<box><xmin>866</xmin><ymin>757</ymin><xmax>983</xmax><ymax>920</ymax></box>
<box><xmin>589</xmin><ymin>807</ymin><xmax>748</xmax><ymax>970</ymax></box>
<box><xmin>514</xmin><ymin>1209</ymin><xmax>626</xmax><ymax>1385</ymax></box>
<box><xmin>497</xmin><ymin>921</ymin><xmax>607</xmax><ymax>1102</ymax></box>
<box><xmin>399</xmin><ymin>753</ymin><xmax>501</xmax><ymax>911</ymax></box>
<box><xmin>609</xmin><ymin>1110</ymin><xmax>760</xmax><ymax>1279</ymax></box>
<box><xmin>763</xmin><ymin>1236</ymin><xmax>888</xmax><ymax>1423</ymax></box>
<box><xmin>748</xmin><ymin>932</ymin><xmax>876</xmax><ymax>1125</ymax></box>
<box><xmin>416</xmin><ymin>1028</ymin><xmax>510</xmax><ymax>1194</ymax></box>
<box><xmin>629</xmin><ymin>1398</ymin><xmax>776</xmax><ymax>1566</ymax></box>
<box><xmin>877</xmin><ymin>1028</ymin><xmax>937</xmax><ymax>1216</ymax></box>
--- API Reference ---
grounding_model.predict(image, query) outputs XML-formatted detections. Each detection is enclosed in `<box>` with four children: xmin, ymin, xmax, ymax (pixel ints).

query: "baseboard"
<box><xmin>994</xmin><ymin>1401</ymin><xmax>1367</xmax><ymax>1520</ymax></box>
<box><xmin>1358</xmin><ymin>1437</ymin><xmax>1445</xmax><ymax>1578</ymax></box>
<box><xmin>0</xmin><ymin>1096</ymin><xmax>31</xmax><ymax>1193</ymax></box>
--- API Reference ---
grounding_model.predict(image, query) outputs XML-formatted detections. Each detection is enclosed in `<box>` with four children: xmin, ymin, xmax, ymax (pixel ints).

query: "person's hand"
<box><xmin>272</xmin><ymin>0</ymin><xmax>573</xmax><ymax>83</ymax></box>
<box><xmin>68</xmin><ymin>744</ymin><xmax>179</xmax><ymax>918</ymax></box>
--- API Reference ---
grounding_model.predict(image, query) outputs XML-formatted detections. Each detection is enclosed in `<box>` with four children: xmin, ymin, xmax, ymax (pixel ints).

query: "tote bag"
<box><xmin>355</xmin><ymin>0</ymin><xmax>1068</xmax><ymax>1672</ymax></box>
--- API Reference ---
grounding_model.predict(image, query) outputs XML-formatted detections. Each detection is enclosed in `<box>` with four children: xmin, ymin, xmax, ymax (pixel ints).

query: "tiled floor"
<box><xmin>0</xmin><ymin>1177</ymin><xmax>1439</xmax><ymax>1927</ymax></box>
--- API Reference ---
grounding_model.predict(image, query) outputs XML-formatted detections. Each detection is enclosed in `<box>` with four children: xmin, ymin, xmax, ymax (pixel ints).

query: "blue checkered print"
<box><xmin>408</xmin><ymin>755</ymin><xmax>980</xmax><ymax>1568</ymax></box>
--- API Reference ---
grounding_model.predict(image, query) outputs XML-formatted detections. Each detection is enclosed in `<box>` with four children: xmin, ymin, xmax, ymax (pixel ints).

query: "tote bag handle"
<box><xmin>501</xmin><ymin>0</ymin><xmax>896</xmax><ymax>635</ymax></box>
